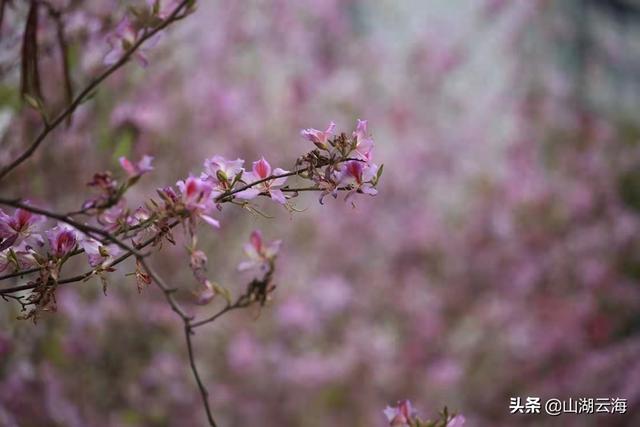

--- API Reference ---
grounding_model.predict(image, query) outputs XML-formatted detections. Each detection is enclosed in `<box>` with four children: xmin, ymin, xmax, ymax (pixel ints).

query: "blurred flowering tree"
<box><xmin>1</xmin><ymin>0</ymin><xmax>639</xmax><ymax>426</ymax></box>
<box><xmin>0</xmin><ymin>0</ymin><xmax>389</xmax><ymax>426</ymax></box>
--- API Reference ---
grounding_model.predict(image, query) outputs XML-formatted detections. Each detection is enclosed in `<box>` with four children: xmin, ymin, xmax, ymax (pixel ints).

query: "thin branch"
<box><xmin>214</xmin><ymin>167</ymin><xmax>312</xmax><ymax>202</ymax></box>
<box><xmin>184</xmin><ymin>324</ymin><xmax>218</xmax><ymax>427</ymax></box>
<box><xmin>0</xmin><ymin>265</ymin><xmax>43</xmax><ymax>281</ymax></box>
<box><xmin>214</xmin><ymin>156</ymin><xmax>363</xmax><ymax>202</ymax></box>
<box><xmin>191</xmin><ymin>302</ymin><xmax>239</xmax><ymax>329</ymax></box>
<box><xmin>0</xmin><ymin>198</ymin><xmax>141</xmax><ymax>256</ymax></box>
<box><xmin>0</xmin><ymin>221</ymin><xmax>179</xmax><ymax>294</ymax></box>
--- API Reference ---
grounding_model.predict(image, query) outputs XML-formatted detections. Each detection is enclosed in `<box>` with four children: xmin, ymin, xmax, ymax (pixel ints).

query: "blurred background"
<box><xmin>1</xmin><ymin>0</ymin><xmax>640</xmax><ymax>425</ymax></box>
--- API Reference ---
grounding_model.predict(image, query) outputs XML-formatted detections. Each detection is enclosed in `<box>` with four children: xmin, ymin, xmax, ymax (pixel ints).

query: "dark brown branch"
<box><xmin>184</xmin><ymin>325</ymin><xmax>218</xmax><ymax>427</ymax></box>
<box><xmin>214</xmin><ymin>168</ymin><xmax>311</xmax><ymax>202</ymax></box>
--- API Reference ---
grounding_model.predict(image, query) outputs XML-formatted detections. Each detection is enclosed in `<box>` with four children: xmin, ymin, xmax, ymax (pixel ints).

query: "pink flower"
<box><xmin>104</xmin><ymin>17</ymin><xmax>161</xmax><ymax>67</ymax></box>
<box><xmin>127</xmin><ymin>207</ymin><xmax>151</xmax><ymax>226</ymax></box>
<box><xmin>448</xmin><ymin>415</ymin><xmax>466</xmax><ymax>427</ymax></box>
<box><xmin>338</xmin><ymin>160</ymin><xmax>379</xmax><ymax>198</ymax></box>
<box><xmin>352</xmin><ymin>119</ymin><xmax>374</xmax><ymax>161</ymax></box>
<box><xmin>194</xmin><ymin>280</ymin><xmax>216</xmax><ymax>305</ymax></box>
<box><xmin>46</xmin><ymin>225</ymin><xmax>78</xmax><ymax>259</ymax></box>
<box><xmin>98</xmin><ymin>202</ymin><xmax>126</xmax><ymax>231</ymax></box>
<box><xmin>0</xmin><ymin>207</ymin><xmax>42</xmax><ymax>251</ymax></box>
<box><xmin>178</xmin><ymin>176</ymin><xmax>212</xmax><ymax>210</ymax></box>
<box><xmin>0</xmin><ymin>243</ymin><xmax>38</xmax><ymax>273</ymax></box>
<box><xmin>119</xmin><ymin>155</ymin><xmax>154</xmax><ymax>178</ymax></box>
<box><xmin>238</xmin><ymin>230</ymin><xmax>281</xmax><ymax>272</ymax></box>
<box><xmin>384</xmin><ymin>400</ymin><xmax>417</xmax><ymax>427</ymax></box>
<box><xmin>78</xmin><ymin>237</ymin><xmax>121</xmax><ymax>268</ymax></box>
<box><xmin>301</xmin><ymin>121</ymin><xmax>336</xmax><ymax>150</ymax></box>
<box><xmin>176</xmin><ymin>176</ymin><xmax>220</xmax><ymax>228</ymax></box>
<box><xmin>201</xmin><ymin>155</ymin><xmax>245</xmax><ymax>196</ymax></box>
<box><xmin>236</xmin><ymin>157</ymin><xmax>289</xmax><ymax>204</ymax></box>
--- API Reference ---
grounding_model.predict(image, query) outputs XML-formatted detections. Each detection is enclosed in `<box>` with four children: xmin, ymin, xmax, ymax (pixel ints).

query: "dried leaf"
<box><xmin>20</xmin><ymin>1</ymin><xmax>43</xmax><ymax>104</ymax></box>
<box><xmin>134</xmin><ymin>259</ymin><xmax>151</xmax><ymax>292</ymax></box>
<box><xmin>53</xmin><ymin>11</ymin><xmax>73</xmax><ymax>126</ymax></box>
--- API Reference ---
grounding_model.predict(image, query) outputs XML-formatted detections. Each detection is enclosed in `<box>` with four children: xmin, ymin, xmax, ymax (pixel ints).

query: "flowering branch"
<box><xmin>0</xmin><ymin>2</ymin><xmax>384</xmax><ymax>425</ymax></box>
<box><xmin>0</xmin><ymin>117</ymin><xmax>382</xmax><ymax>425</ymax></box>
<box><xmin>384</xmin><ymin>401</ymin><xmax>466</xmax><ymax>427</ymax></box>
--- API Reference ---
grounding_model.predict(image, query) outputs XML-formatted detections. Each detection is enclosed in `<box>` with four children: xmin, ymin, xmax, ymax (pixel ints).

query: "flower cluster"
<box><xmin>1</xmin><ymin>121</ymin><xmax>381</xmax><ymax>318</ymax></box>
<box><xmin>238</xmin><ymin>230</ymin><xmax>281</xmax><ymax>273</ymax></box>
<box><xmin>0</xmin><ymin>207</ymin><xmax>42</xmax><ymax>251</ymax></box>
<box><xmin>299</xmin><ymin>119</ymin><xmax>382</xmax><ymax>203</ymax></box>
<box><xmin>384</xmin><ymin>401</ymin><xmax>465</xmax><ymax>427</ymax></box>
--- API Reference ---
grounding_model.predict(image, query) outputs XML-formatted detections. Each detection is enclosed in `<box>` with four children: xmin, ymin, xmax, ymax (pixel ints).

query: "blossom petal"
<box><xmin>269</xmin><ymin>189</ymin><xmax>287</xmax><ymax>205</ymax></box>
<box><xmin>200</xmin><ymin>214</ymin><xmax>220</xmax><ymax>229</ymax></box>
<box><xmin>235</xmin><ymin>188</ymin><xmax>261</xmax><ymax>200</ymax></box>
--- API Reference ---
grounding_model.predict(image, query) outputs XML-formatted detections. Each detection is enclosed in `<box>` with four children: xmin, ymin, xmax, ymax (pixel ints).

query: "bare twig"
<box><xmin>184</xmin><ymin>324</ymin><xmax>218</xmax><ymax>427</ymax></box>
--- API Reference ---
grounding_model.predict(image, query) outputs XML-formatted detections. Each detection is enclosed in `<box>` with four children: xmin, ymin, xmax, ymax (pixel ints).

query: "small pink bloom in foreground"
<box><xmin>384</xmin><ymin>400</ymin><xmax>417</xmax><ymax>427</ymax></box>
<box><xmin>338</xmin><ymin>160</ymin><xmax>379</xmax><ymax>198</ymax></box>
<box><xmin>0</xmin><ymin>207</ymin><xmax>43</xmax><ymax>251</ymax></box>
<box><xmin>352</xmin><ymin>119</ymin><xmax>374</xmax><ymax>161</ymax></box>
<box><xmin>104</xmin><ymin>17</ymin><xmax>161</xmax><ymax>67</ymax></box>
<box><xmin>194</xmin><ymin>280</ymin><xmax>216</xmax><ymax>305</ymax></box>
<box><xmin>119</xmin><ymin>155</ymin><xmax>154</xmax><ymax>178</ymax></box>
<box><xmin>0</xmin><ymin>243</ymin><xmax>38</xmax><ymax>273</ymax></box>
<box><xmin>203</xmin><ymin>156</ymin><xmax>244</xmax><ymax>182</ymax></box>
<box><xmin>236</xmin><ymin>157</ymin><xmax>289</xmax><ymax>204</ymax></box>
<box><xmin>448</xmin><ymin>415</ymin><xmax>466</xmax><ymax>427</ymax></box>
<box><xmin>46</xmin><ymin>225</ymin><xmax>78</xmax><ymax>258</ymax></box>
<box><xmin>178</xmin><ymin>176</ymin><xmax>212</xmax><ymax>210</ymax></box>
<box><xmin>301</xmin><ymin>121</ymin><xmax>335</xmax><ymax>150</ymax></box>
<box><xmin>78</xmin><ymin>237</ymin><xmax>121</xmax><ymax>268</ymax></box>
<box><xmin>176</xmin><ymin>177</ymin><xmax>220</xmax><ymax>229</ymax></box>
<box><xmin>201</xmin><ymin>155</ymin><xmax>245</xmax><ymax>196</ymax></box>
<box><xmin>238</xmin><ymin>230</ymin><xmax>281</xmax><ymax>272</ymax></box>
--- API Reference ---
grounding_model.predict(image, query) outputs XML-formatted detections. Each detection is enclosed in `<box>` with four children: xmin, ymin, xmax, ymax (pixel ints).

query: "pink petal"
<box><xmin>253</xmin><ymin>157</ymin><xmax>272</xmax><ymax>179</ymax></box>
<box><xmin>269</xmin><ymin>189</ymin><xmax>287</xmax><ymax>205</ymax></box>
<box><xmin>119</xmin><ymin>157</ymin><xmax>136</xmax><ymax>176</ymax></box>
<box><xmin>271</xmin><ymin>168</ymin><xmax>289</xmax><ymax>187</ymax></box>
<box><xmin>103</xmin><ymin>47</ymin><xmax>124</xmax><ymax>66</ymax></box>
<box><xmin>235</xmin><ymin>188</ymin><xmax>261</xmax><ymax>200</ymax></box>
<box><xmin>250</xmin><ymin>230</ymin><xmax>263</xmax><ymax>252</ymax></box>
<box><xmin>200</xmin><ymin>214</ymin><xmax>220</xmax><ymax>228</ymax></box>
